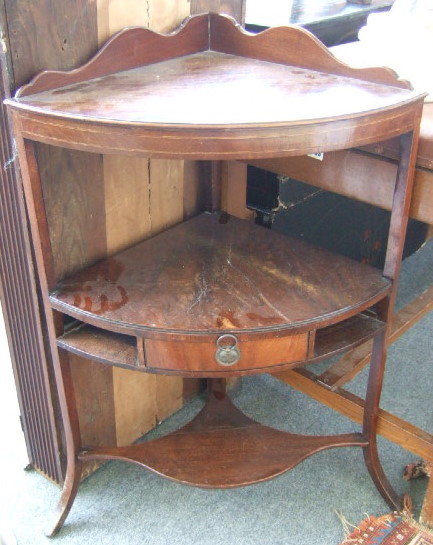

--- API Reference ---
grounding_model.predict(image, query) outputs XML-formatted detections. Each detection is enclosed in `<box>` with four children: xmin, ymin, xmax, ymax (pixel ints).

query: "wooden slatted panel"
<box><xmin>0</xmin><ymin>55</ymin><xmax>62</xmax><ymax>483</ymax></box>
<box><xmin>0</xmin><ymin>0</ymin><xmax>101</xmax><ymax>484</ymax></box>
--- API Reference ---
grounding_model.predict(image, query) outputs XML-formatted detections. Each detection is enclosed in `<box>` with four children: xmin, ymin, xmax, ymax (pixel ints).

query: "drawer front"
<box><xmin>144</xmin><ymin>332</ymin><xmax>309</xmax><ymax>374</ymax></box>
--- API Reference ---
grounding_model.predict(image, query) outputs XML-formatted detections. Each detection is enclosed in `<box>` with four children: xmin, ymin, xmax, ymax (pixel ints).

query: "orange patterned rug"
<box><xmin>339</xmin><ymin>513</ymin><xmax>433</xmax><ymax>545</ymax></box>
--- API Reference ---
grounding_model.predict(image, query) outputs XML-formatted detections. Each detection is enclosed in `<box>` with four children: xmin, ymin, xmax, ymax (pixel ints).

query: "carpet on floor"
<box><xmin>339</xmin><ymin>512</ymin><xmax>433</xmax><ymax>545</ymax></box>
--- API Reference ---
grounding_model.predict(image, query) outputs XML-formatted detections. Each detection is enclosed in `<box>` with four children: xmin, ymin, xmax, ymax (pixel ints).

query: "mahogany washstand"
<box><xmin>5</xmin><ymin>13</ymin><xmax>425</xmax><ymax>535</ymax></box>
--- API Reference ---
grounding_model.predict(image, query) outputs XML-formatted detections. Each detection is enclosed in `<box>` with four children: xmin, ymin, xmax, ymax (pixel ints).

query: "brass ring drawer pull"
<box><xmin>215</xmin><ymin>334</ymin><xmax>240</xmax><ymax>366</ymax></box>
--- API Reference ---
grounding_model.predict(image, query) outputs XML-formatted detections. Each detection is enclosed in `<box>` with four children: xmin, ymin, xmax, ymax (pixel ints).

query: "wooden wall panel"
<box><xmin>221</xmin><ymin>161</ymin><xmax>255</xmax><ymax>220</ymax></box>
<box><xmin>149</xmin><ymin>159</ymin><xmax>185</xmax><ymax>234</ymax></box>
<box><xmin>97</xmin><ymin>0</ymin><xmax>149</xmax><ymax>42</ymax></box>
<box><xmin>97</xmin><ymin>0</ymin><xmax>190</xmax><ymax>44</ymax></box>
<box><xmin>103</xmin><ymin>155</ymin><xmax>151</xmax><ymax>255</ymax></box>
<box><xmin>190</xmin><ymin>0</ymin><xmax>245</xmax><ymax>23</ymax></box>
<box><xmin>69</xmin><ymin>354</ymin><xmax>117</xmax><ymax>446</ymax></box>
<box><xmin>38</xmin><ymin>146</ymin><xmax>107</xmax><ymax>280</ymax></box>
<box><xmin>95</xmin><ymin>1</ymin><xmax>194</xmax><ymax>449</ymax></box>
<box><xmin>113</xmin><ymin>371</ymin><xmax>157</xmax><ymax>447</ymax></box>
<box><xmin>156</xmin><ymin>375</ymin><xmax>185</xmax><ymax>421</ymax></box>
<box><xmin>184</xmin><ymin>161</ymin><xmax>207</xmax><ymax>219</ymax></box>
<box><xmin>148</xmin><ymin>0</ymin><xmax>191</xmax><ymax>33</ymax></box>
<box><xmin>5</xmin><ymin>0</ymin><xmax>99</xmax><ymax>89</ymax></box>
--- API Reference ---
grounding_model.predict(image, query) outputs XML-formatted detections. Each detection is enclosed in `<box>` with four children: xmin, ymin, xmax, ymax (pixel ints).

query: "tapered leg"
<box><xmin>46</xmin><ymin>459</ymin><xmax>83</xmax><ymax>537</ymax></box>
<box><xmin>362</xmin><ymin>131</ymin><xmax>421</xmax><ymax>511</ymax></box>
<box><xmin>46</xmin><ymin>349</ymin><xmax>83</xmax><ymax>537</ymax></box>
<box><xmin>362</xmin><ymin>328</ymin><xmax>402</xmax><ymax>510</ymax></box>
<box><xmin>16</xmin><ymin>139</ymin><xmax>86</xmax><ymax>535</ymax></box>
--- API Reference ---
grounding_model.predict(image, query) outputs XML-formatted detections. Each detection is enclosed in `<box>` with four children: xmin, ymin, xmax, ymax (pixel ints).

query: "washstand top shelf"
<box><xmin>5</xmin><ymin>13</ymin><xmax>426</xmax><ymax>160</ymax></box>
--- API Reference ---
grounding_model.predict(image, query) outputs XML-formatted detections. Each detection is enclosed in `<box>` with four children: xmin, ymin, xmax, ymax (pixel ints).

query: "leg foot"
<box><xmin>363</xmin><ymin>328</ymin><xmax>401</xmax><ymax>510</ymax></box>
<box><xmin>363</xmin><ymin>442</ymin><xmax>402</xmax><ymax>510</ymax></box>
<box><xmin>45</xmin><ymin>460</ymin><xmax>83</xmax><ymax>537</ymax></box>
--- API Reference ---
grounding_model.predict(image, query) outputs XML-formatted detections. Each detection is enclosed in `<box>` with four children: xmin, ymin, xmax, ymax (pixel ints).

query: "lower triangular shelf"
<box><xmin>80</xmin><ymin>385</ymin><xmax>368</xmax><ymax>488</ymax></box>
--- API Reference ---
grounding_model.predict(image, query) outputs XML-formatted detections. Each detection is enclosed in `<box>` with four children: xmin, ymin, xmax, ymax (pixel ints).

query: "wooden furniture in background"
<box><xmin>6</xmin><ymin>13</ymin><xmax>425</xmax><ymax>534</ymax></box>
<box><xmin>245</xmin><ymin>0</ymin><xmax>393</xmax><ymax>45</ymax></box>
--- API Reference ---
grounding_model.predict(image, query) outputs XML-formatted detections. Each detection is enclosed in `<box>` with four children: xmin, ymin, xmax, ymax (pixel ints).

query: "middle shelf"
<box><xmin>51</xmin><ymin>212</ymin><xmax>390</xmax><ymax>376</ymax></box>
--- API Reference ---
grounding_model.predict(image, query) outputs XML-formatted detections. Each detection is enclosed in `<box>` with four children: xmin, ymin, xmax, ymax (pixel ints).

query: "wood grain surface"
<box><xmin>50</xmin><ymin>213</ymin><xmax>391</xmax><ymax>335</ymax></box>
<box><xmin>15</xmin><ymin>52</ymin><xmax>418</xmax><ymax>125</ymax></box>
<box><xmin>80</xmin><ymin>384</ymin><xmax>367</xmax><ymax>487</ymax></box>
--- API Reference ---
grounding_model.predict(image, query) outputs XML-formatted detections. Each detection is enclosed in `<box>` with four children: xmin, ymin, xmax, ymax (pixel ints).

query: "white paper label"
<box><xmin>307</xmin><ymin>153</ymin><xmax>324</xmax><ymax>161</ymax></box>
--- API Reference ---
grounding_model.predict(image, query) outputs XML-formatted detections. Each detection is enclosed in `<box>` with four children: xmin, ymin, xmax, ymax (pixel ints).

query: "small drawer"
<box><xmin>144</xmin><ymin>332</ymin><xmax>309</xmax><ymax>374</ymax></box>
